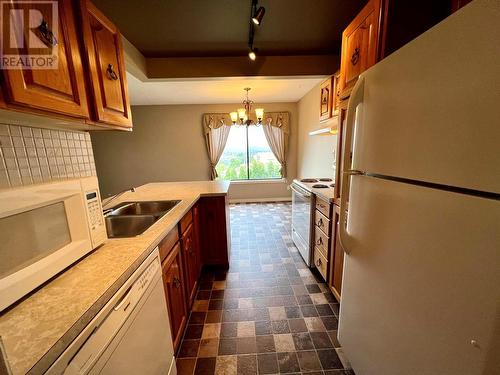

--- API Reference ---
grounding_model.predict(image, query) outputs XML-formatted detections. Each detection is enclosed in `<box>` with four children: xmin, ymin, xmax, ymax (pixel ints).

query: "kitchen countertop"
<box><xmin>0</xmin><ymin>181</ymin><xmax>230</xmax><ymax>375</ymax></box>
<box><xmin>312</xmin><ymin>186</ymin><xmax>335</xmax><ymax>203</ymax></box>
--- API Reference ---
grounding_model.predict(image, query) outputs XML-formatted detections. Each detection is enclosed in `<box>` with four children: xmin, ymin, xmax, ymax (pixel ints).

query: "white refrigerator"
<box><xmin>337</xmin><ymin>1</ymin><xmax>500</xmax><ymax>374</ymax></box>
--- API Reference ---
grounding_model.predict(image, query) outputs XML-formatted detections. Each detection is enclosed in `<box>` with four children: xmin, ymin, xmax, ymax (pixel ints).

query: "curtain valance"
<box><xmin>203</xmin><ymin>113</ymin><xmax>232</xmax><ymax>133</ymax></box>
<box><xmin>202</xmin><ymin>111</ymin><xmax>290</xmax><ymax>134</ymax></box>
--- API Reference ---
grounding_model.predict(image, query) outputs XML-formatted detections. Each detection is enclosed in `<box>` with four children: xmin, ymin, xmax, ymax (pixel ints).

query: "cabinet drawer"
<box><xmin>314</xmin><ymin>249</ymin><xmax>328</xmax><ymax>281</ymax></box>
<box><xmin>179</xmin><ymin>210</ymin><xmax>193</xmax><ymax>235</ymax></box>
<box><xmin>316</xmin><ymin>197</ymin><xmax>331</xmax><ymax>218</ymax></box>
<box><xmin>314</xmin><ymin>210</ymin><xmax>330</xmax><ymax>236</ymax></box>
<box><xmin>159</xmin><ymin>227</ymin><xmax>179</xmax><ymax>262</ymax></box>
<box><xmin>314</xmin><ymin>227</ymin><xmax>329</xmax><ymax>258</ymax></box>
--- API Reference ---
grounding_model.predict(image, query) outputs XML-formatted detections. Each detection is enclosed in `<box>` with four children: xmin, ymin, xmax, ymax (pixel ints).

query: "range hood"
<box><xmin>309</xmin><ymin>115</ymin><xmax>339</xmax><ymax>136</ymax></box>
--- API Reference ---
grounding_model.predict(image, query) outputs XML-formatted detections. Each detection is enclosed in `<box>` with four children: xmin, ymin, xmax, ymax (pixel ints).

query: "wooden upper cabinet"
<box><xmin>339</xmin><ymin>0</ymin><xmax>381</xmax><ymax>99</ymax></box>
<box><xmin>1</xmin><ymin>0</ymin><xmax>89</xmax><ymax>119</ymax></box>
<box><xmin>319</xmin><ymin>77</ymin><xmax>333</xmax><ymax>122</ymax></box>
<box><xmin>78</xmin><ymin>0</ymin><xmax>132</xmax><ymax>128</ymax></box>
<box><xmin>319</xmin><ymin>72</ymin><xmax>340</xmax><ymax>123</ymax></box>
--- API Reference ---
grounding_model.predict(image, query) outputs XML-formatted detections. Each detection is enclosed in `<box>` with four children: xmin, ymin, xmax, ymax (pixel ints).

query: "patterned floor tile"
<box><xmin>176</xmin><ymin>203</ymin><xmax>353</xmax><ymax>374</ymax></box>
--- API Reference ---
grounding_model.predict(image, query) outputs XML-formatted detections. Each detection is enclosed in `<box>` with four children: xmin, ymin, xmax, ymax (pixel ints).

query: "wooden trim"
<box><xmin>329</xmin><ymin>284</ymin><xmax>341</xmax><ymax>303</ymax></box>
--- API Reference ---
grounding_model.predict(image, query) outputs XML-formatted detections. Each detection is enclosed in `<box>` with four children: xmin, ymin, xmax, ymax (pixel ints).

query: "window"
<box><xmin>216</xmin><ymin>125</ymin><xmax>281</xmax><ymax>180</ymax></box>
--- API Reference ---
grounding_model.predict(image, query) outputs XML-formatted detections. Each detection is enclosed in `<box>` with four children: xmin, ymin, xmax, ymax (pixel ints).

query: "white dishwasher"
<box><xmin>47</xmin><ymin>248</ymin><xmax>176</xmax><ymax>375</ymax></box>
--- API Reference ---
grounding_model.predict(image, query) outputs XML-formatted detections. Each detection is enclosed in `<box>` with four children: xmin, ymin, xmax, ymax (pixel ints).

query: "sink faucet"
<box><xmin>102</xmin><ymin>187</ymin><xmax>136</xmax><ymax>214</ymax></box>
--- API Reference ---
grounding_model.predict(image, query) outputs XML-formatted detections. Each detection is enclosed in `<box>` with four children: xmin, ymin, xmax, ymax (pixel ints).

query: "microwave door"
<box><xmin>0</xmin><ymin>179</ymin><xmax>98</xmax><ymax>312</ymax></box>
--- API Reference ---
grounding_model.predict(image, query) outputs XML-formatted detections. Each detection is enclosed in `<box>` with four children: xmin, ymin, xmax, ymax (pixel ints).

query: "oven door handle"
<box><xmin>290</xmin><ymin>184</ymin><xmax>311</xmax><ymax>198</ymax></box>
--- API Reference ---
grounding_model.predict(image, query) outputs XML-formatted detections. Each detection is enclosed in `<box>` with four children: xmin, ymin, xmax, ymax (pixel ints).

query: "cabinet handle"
<box><xmin>316</xmin><ymin>237</ymin><xmax>323</xmax><ymax>246</ymax></box>
<box><xmin>318</xmin><ymin>218</ymin><xmax>323</xmax><ymax>227</ymax></box>
<box><xmin>316</xmin><ymin>258</ymin><xmax>322</xmax><ymax>267</ymax></box>
<box><xmin>351</xmin><ymin>47</ymin><xmax>360</xmax><ymax>66</ymax></box>
<box><xmin>173</xmin><ymin>277</ymin><xmax>181</xmax><ymax>289</ymax></box>
<box><xmin>36</xmin><ymin>20</ymin><xmax>58</xmax><ymax>47</ymax></box>
<box><xmin>106</xmin><ymin>64</ymin><xmax>119</xmax><ymax>80</ymax></box>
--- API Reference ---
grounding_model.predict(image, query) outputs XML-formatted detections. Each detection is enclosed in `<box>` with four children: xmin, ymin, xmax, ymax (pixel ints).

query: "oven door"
<box><xmin>291</xmin><ymin>183</ymin><xmax>313</xmax><ymax>267</ymax></box>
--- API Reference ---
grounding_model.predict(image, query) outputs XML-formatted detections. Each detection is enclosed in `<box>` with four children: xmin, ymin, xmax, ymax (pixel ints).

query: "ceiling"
<box><xmin>93</xmin><ymin>0</ymin><xmax>366</xmax><ymax>57</ymax></box>
<box><xmin>127</xmin><ymin>73</ymin><xmax>324</xmax><ymax>105</ymax></box>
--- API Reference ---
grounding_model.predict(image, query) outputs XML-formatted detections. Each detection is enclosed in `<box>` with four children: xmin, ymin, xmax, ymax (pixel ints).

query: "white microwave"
<box><xmin>0</xmin><ymin>177</ymin><xmax>107</xmax><ymax>312</ymax></box>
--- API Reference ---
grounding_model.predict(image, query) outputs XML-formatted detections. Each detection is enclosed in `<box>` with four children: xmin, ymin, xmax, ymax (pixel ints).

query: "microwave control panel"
<box><xmin>85</xmin><ymin>190</ymin><xmax>107</xmax><ymax>247</ymax></box>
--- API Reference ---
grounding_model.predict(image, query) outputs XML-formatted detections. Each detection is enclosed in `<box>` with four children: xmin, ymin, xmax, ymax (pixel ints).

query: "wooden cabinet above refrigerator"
<box><xmin>339</xmin><ymin>0</ymin><xmax>451</xmax><ymax>100</ymax></box>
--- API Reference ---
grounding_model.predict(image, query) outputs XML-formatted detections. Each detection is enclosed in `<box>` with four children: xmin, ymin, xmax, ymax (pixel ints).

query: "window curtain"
<box><xmin>262</xmin><ymin>112</ymin><xmax>290</xmax><ymax>178</ymax></box>
<box><xmin>203</xmin><ymin>114</ymin><xmax>231</xmax><ymax>180</ymax></box>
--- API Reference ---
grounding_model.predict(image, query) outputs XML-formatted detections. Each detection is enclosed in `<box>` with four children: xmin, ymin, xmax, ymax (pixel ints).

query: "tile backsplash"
<box><xmin>0</xmin><ymin>124</ymin><xmax>96</xmax><ymax>189</ymax></box>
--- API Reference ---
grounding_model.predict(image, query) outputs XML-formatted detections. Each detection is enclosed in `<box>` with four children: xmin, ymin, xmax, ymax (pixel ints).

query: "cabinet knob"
<box><xmin>316</xmin><ymin>237</ymin><xmax>323</xmax><ymax>245</ymax></box>
<box><xmin>173</xmin><ymin>277</ymin><xmax>181</xmax><ymax>289</ymax></box>
<box><xmin>106</xmin><ymin>64</ymin><xmax>119</xmax><ymax>80</ymax></box>
<box><xmin>316</xmin><ymin>258</ymin><xmax>322</xmax><ymax>267</ymax></box>
<box><xmin>36</xmin><ymin>20</ymin><xmax>58</xmax><ymax>47</ymax></box>
<box><xmin>318</xmin><ymin>218</ymin><xmax>323</xmax><ymax>227</ymax></box>
<box><xmin>351</xmin><ymin>47</ymin><xmax>360</xmax><ymax>66</ymax></box>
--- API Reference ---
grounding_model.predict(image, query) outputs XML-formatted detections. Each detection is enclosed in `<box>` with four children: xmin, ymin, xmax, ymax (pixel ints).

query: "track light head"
<box><xmin>248</xmin><ymin>49</ymin><xmax>257</xmax><ymax>60</ymax></box>
<box><xmin>252</xmin><ymin>6</ymin><xmax>265</xmax><ymax>25</ymax></box>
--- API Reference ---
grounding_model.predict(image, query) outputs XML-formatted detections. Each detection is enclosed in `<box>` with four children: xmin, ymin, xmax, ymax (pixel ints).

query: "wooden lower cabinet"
<box><xmin>313</xmin><ymin>196</ymin><xmax>332</xmax><ymax>282</ymax></box>
<box><xmin>161</xmin><ymin>242</ymin><xmax>187</xmax><ymax>352</ymax></box>
<box><xmin>181</xmin><ymin>221</ymin><xmax>200</xmax><ymax>309</ymax></box>
<box><xmin>198</xmin><ymin>196</ymin><xmax>230</xmax><ymax>267</ymax></box>
<box><xmin>329</xmin><ymin>205</ymin><xmax>344</xmax><ymax>301</ymax></box>
<box><xmin>158</xmin><ymin>198</ymin><xmax>229</xmax><ymax>352</ymax></box>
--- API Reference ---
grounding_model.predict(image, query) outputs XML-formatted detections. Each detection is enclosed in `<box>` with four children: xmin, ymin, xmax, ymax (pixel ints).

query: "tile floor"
<box><xmin>176</xmin><ymin>202</ymin><xmax>354</xmax><ymax>375</ymax></box>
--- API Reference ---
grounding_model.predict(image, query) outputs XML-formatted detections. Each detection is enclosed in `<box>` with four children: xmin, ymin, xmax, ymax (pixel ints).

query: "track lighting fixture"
<box><xmin>248</xmin><ymin>0</ymin><xmax>265</xmax><ymax>61</ymax></box>
<box><xmin>252</xmin><ymin>6</ymin><xmax>265</xmax><ymax>25</ymax></box>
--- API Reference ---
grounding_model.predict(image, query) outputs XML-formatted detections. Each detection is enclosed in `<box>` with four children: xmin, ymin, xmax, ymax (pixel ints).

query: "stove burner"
<box><xmin>300</xmin><ymin>178</ymin><xmax>318</xmax><ymax>183</ymax></box>
<box><xmin>312</xmin><ymin>184</ymin><xmax>329</xmax><ymax>188</ymax></box>
<box><xmin>319</xmin><ymin>178</ymin><xmax>333</xmax><ymax>182</ymax></box>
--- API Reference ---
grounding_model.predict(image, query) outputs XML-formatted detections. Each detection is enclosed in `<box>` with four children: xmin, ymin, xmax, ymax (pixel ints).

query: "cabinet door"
<box><xmin>161</xmin><ymin>242</ymin><xmax>187</xmax><ymax>352</ymax></box>
<box><xmin>79</xmin><ymin>0</ymin><xmax>132</xmax><ymax>128</ymax></box>
<box><xmin>192</xmin><ymin>203</ymin><xmax>202</xmax><ymax>277</ymax></box>
<box><xmin>181</xmin><ymin>223</ymin><xmax>199</xmax><ymax>308</ymax></box>
<box><xmin>339</xmin><ymin>0</ymin><xmax>381</xmax><ymax>99</ymax></box>
<box><xmin>1</xmin><ymin>0</ymin><xmax>89</xmax><ymax>118</ymax></box>
<box><xmin>319</xmin><ymin>77</ymin><xmax>333</xmax><ymax>122</ymax></box>
<box><xmin>329</xmin><ymin>205</ymin><xmax>344</xmax><ymax>301</ymax></box>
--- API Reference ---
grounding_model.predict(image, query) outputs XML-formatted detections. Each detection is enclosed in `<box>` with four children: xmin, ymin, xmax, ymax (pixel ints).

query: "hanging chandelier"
<box><xmin>230</xmin><ymin>88</ymin><xmax>264</xmax><ymax>126</ymax></box>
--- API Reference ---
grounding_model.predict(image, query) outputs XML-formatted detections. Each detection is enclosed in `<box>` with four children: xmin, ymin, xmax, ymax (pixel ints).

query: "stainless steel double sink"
<box><xmin>104</xmin><ymin>200</ymin><xmax>180</xmax><ymax>238</ymax></box>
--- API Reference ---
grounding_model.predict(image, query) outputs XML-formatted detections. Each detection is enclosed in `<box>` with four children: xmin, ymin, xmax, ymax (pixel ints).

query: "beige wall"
<box><xmin>91</xmin><ymin>103</ymin><xmax>298</xmax><ymax>200</ymax></box>
<box><xmin>296</xmin><ymin>82</ymin><xmax>337</xmax><ymax>179</ymax></box>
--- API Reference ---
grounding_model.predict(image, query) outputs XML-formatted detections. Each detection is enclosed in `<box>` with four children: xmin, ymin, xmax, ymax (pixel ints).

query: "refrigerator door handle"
<box><xmin>339</xmin><ymin>76</ymin><xmax>365</xmax><ymax>255</ymax></box>
<box><xmin>344</xmin><ymin>169</ymin><xmax>364</xmax><ymax>176</ymax></box>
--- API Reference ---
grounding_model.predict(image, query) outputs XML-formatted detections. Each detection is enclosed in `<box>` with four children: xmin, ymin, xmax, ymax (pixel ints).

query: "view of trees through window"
<box><xmin>216</xmin><ymin>125</ymin><xmax>281</xmax><ymax>180</ymax></box>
